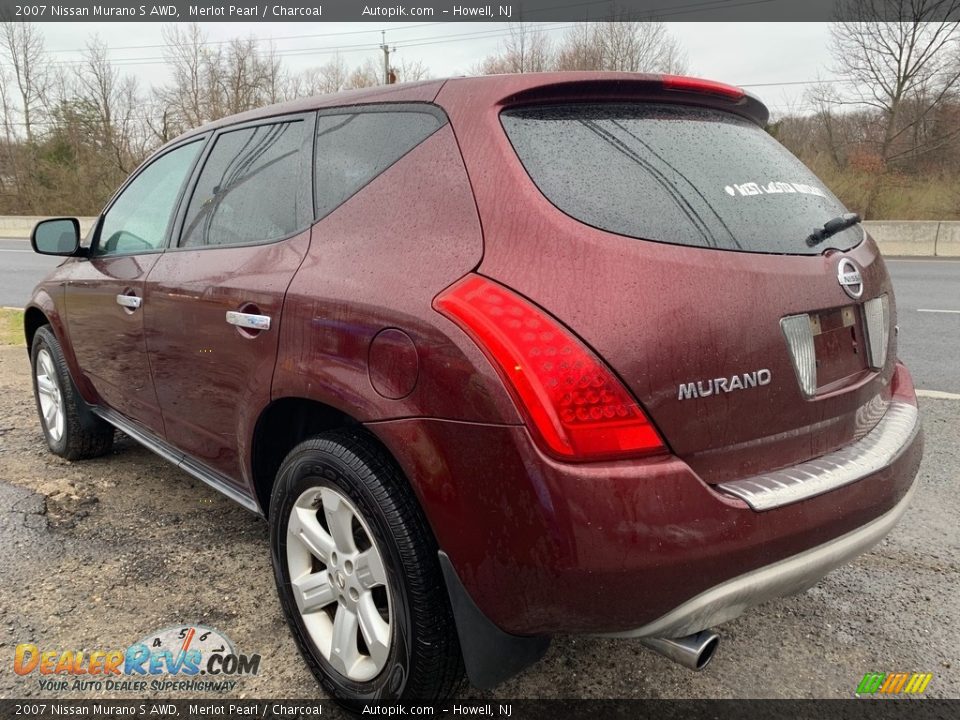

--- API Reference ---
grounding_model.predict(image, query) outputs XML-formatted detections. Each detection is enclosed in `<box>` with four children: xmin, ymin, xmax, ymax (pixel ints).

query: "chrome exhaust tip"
<box><xmin>640</xmin><ymin>630</ymin><xmax>720</xmax><ymax>671</ymax></box>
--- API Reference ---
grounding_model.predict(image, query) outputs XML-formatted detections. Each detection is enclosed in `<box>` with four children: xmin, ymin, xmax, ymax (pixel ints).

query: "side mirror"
<box><xmin>31</xmin><ymin>218</ymin><xmax>83</xmax><ymax>256</ymax></box>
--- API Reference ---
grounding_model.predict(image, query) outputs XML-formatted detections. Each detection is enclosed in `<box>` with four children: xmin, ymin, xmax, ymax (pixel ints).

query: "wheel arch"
<box><xmin>22</xmin><ymin>297</ymin><xmax>98</xmax><ymax>404</ymax></box>
<box><xmin>23</xmin><ymin>305</ymin><xmax>49</xmax><ymax>351</ymax></box>
<box><xmin>250</xmin><ymin>396</ymin><xmax>364</xmax><ymax>515</ymax></box>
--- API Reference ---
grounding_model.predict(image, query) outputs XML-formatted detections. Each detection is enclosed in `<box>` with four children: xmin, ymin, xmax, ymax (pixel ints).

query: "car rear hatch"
<box><xmin>458</xmin><ymin>76</ymin><xmax>899</xmax><ymax>484</ymax></box>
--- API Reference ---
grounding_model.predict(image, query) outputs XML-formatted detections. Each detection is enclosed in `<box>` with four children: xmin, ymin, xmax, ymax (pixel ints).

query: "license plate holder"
<box><xmin>811</xmin><ymin>305</ymin><xmax>867</xmax><ymax>387</ymax></box>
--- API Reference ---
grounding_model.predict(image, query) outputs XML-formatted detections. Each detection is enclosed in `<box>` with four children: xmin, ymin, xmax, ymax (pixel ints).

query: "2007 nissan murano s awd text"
<box><xmin>24</xmin><ymin>73</ymin><xmax>923</xmax><ymax>702</ymax></box>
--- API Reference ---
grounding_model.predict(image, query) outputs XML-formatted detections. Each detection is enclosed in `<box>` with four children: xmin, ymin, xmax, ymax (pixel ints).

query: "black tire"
<box><xmin>269</xmin><ymin>428</ymin><xmax>464</xmax><ymax>702</ymax></box>
<box><xmin>30</xmin><ymin>325</ymin><xmax>113</xmax><ymax>460</ymax></box>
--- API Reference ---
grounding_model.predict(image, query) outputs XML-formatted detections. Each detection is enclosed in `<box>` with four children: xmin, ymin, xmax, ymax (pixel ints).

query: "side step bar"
<box><xmin>93</xmin><ymin>406</ymin><xmax>261</xmax><ymax>514</ymax></box>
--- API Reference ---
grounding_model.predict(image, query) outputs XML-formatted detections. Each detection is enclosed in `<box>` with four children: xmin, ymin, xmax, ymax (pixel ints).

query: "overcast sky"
<box><xmin>34</xmin><ymin>22</ymin><xmax>836</xmax><ymax>116</ymax></box>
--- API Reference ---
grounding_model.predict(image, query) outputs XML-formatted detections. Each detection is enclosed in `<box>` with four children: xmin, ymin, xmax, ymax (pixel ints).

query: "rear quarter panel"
<box><xmin>272</xmin><ymin>123</ymin><xmax>520</xmax><ymax>425</ymax></box>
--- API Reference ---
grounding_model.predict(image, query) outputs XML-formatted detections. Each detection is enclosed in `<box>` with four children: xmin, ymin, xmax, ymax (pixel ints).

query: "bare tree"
<box><xmin>74</xmin><ymin>37</ymin><xmax>140</xmax><ymax>174</ymax></box>
<box><xmin>474</xmin><ymin>21</ymin><xmax>687</xmax><ymax>76</ymax></box>
<box><xmin>214</xmin><ymin>37</ymin><xmax>282</xmax><ymax>115</ymax></box>
<box><xmin>396</xmin><ymin>57</ymin><xmax>431</xmax><ymax>83</ymax></box>
<box><xmin>0</xmin><ymin>22</ymin><xmax>49</xmax><ymax>143</ymax></box>
<box><xmin>0</xmin><ymin>23</ymin><xmax>448</xmax><ymax>214</ymax></box>
<box><xmin>288</xmin><ymin>54</ymin><xmax>351</xmax><ymax>97</ymax></box>
<box><xmin>0</xmin><ymin>66</ymin><xmax>14</xmax><ymax>205</ymax></box>
<box><xmin>554</xmin><ymin>21</ymin><xmax>687</xmax><ymax>74</ymax></box>
<box><xmin>0</xmin><ymin>62</ymin><xmax>13</xmax><ymax>144</ymax></box>
<box><xmin>820</xmin><ymin>0</ymin><xmax>960</xmax><ymax>216</ymax></box>
<box><xmin>156</xmin><ymin>23</ymin><xmax>208</xmax><ymax>132</ymax></box>
<box><xmin>155</xmin><ymin>25</ymin><xmax>290</xmax><ymax>133</ymax></box>
<box><xmin>475</xmin><ymin>23</ymin><xmax>553</xmax><ymax>74</ymax></box>
<box><xmin>346</xmin><ymin>59</ymin><xmax>381</xmax><ymax>89</ymax></box>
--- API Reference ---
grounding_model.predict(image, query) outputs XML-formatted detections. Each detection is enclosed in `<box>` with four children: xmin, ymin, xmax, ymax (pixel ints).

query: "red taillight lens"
<box><xmin>434</xmin><ymin>275</ymin><xmax>666</xmax><ymax>461</ymax></box>
<box><xmin>662</xmin><ymin>75</ymin><xmax>745</xmax><ymax>101</ymax></box>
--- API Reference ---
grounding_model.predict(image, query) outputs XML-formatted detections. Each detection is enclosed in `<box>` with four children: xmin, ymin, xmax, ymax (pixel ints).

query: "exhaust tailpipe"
<box><xmin>640</xmin><ymin>630</ymin><xmax>719</xmax><ymax>671</ymax></box>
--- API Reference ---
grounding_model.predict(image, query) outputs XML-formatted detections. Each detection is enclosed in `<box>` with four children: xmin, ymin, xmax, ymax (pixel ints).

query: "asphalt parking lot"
<box><xmin>0</xmin><ymin>254</ymin><xmax>957</xmax><ymax>701</ymax></box>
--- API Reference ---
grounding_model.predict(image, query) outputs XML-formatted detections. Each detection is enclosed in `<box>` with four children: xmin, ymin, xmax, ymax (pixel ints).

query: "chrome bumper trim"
<box><xmin>604</xmin><ymin>477</ymin><xmax>917</xmax><ymax>640</ymax></box>
<box><xmin>717</xmin><ymin>401</ymin><xmax>919</xmax><ymax>511</ymax></box>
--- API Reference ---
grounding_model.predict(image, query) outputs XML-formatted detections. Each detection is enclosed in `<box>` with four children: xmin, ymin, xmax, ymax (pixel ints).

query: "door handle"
<box><xmin>116</xmin><ymin>294</ymin><xmax>142</xmax><ymax>310</ymax></box>
<box><xmin>226</xmin><ymin>311</ymin><xmax>271</xmax><ymax>331</ymax></box>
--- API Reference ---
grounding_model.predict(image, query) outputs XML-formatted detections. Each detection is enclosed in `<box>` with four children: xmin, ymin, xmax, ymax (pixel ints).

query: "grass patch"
<box><xmin>0</xmin><ymin>308</ymin><xmax>25</xmax><ymax>346</ymax></box>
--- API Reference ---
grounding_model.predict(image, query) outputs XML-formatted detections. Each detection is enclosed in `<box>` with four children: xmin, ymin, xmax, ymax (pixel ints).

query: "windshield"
<box><xmin>501</xmin><ymin>103</ymin><xmax>863</xmax><ymax>255</ymax></box>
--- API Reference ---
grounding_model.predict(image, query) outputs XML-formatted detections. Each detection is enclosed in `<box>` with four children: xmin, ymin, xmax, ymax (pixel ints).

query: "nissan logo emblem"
<box><xmin>837</xmin><ymin>258</ymin><xmax>863</xmax><ymax>299</ymax></box>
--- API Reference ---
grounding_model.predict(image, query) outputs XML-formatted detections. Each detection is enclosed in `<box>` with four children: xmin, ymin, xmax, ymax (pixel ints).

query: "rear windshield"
<box><xmin>501</xmin><ymin>104</ymin><xmax>862</xmax><ymax>255</ymax></box>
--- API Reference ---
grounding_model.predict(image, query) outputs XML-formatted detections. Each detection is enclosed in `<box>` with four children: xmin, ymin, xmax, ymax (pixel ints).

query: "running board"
<box><xmin>92</xmin><ymin>407</ymin><xmax>261</xmax><ymax>514</ymax></box>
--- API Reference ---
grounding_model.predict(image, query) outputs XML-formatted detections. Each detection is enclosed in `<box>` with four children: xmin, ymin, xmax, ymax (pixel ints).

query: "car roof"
<box><xmin>177</xmin><ymin>72</ymin><xmax>768</xmax><ymax>136</ymax></box>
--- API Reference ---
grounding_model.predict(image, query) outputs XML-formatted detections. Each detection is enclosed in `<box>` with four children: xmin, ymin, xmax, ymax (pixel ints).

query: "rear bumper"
<box><xmin>368</xmin><ymin>362</ymin><xmax>923</xmax><ymax>637</ymax></box>
<box><xmin>606</xmin><ymin>474</ymin><xmax>918</xmax><ymax>639</ymax></box>
<box><xmin>717</xmin><ymin>400</ymin><xmax>919</xmax><ymax>511</ymax></box>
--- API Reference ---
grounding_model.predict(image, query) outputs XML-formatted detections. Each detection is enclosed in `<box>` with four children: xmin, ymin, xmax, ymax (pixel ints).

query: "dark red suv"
<box><xmin>25</xmin><ymin>73</ymin><xmax>922</xmax><ymax>701</ymax></box>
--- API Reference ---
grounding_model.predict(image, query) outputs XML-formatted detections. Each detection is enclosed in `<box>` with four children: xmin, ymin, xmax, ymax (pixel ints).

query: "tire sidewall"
<box><xmin>30</xmin><ymin>327</ymin><xmax>69</xmax><ymax>456</ymax></box>
<box><xmin>270</xmin><ymin>444</ymin><xmax>415</xmax><ymax>702</ymax></box>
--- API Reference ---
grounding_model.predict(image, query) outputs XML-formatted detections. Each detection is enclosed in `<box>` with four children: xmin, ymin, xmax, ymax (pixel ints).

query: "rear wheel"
<box><xmin>30</xmin><ymin>325</ymin><xmax>113</xmax><ymax>460</ymax></box>
<box><xmin>269</xmin><ymin>429</ymin><xmax>464</xmax><ymax>702</ymax></box>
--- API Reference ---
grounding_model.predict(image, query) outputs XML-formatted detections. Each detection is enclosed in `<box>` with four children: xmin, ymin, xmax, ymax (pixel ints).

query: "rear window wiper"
<box><xmin>806</xmin><ymin>213</ymin><xmax>862</xmax><ymax>247</ymax></box>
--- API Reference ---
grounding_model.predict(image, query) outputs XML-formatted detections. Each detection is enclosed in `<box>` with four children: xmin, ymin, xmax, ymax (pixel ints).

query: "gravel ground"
<box><xmin>0</xmin><ymin>343</ymin><xmax>957</xmax><ymax>700</ymax></box>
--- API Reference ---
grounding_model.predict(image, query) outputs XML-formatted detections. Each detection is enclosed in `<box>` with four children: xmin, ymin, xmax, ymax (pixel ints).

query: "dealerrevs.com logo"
<box><xmin>13</xmin><ymin>625</ymin><xmax>261</xmax><ymax>693</ymax></box>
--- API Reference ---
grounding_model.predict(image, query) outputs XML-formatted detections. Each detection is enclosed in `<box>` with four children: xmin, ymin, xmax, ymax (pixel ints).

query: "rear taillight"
<box><xmin>662</xmin><ymin>75</ymin><xmax>745</xmax><ymax>101</ymax></box>
<box><xmin>434</xmin><ymin>275</ymin><xmax>666</xmax><ymax>461</ymax></box>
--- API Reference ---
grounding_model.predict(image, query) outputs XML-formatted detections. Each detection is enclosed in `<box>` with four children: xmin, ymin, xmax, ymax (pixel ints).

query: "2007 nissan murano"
<box><xmin>24</xmin><ymin>73</ymin><xmax>923</xmax><ymax>701</ymax></box>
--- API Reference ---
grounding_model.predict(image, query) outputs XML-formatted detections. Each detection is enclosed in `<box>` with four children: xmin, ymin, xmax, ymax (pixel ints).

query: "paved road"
<box><xmin>0</xmin><ymin>249</ymin><xmax>957</xmax><ymax>701</ymax></box>
<box><xmin>3</xmin><ymin>238</ymin><xmax>956</xmax><ymax>393</ymax></box>
<box><xmin>0</xmin><ymin>237</ymin><xmax>61</xmax><ymax>308</ymax></box>
<box><xmin>0</xmin><ymin>343</ymin><xmax>957</xmax><ymax>700</ymax></box>
<box><xmin>886</xmin><ymin>258</ymin><xmax>960</xmax><ymax>395</ymax></box>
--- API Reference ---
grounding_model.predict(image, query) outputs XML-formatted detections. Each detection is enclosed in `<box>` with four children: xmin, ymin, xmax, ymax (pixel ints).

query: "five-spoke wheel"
<box><xmin>287</xmin><ymin>486</ymin><xmax>392</xmax><ymax>682</ymax></box>
<box><xmin>270</xmin><ymin>430</ymin><xmax>464</xmax><ymax>702</ymax></box>
<box><xmin>35</xmin><ymin>348</ymin><xmax>65</xmax><ymax>444</ymax></box>
<box><xmin>30</xmin><ymin>325</ymin><xmax>113</xmax><ymax>460</ymax></box>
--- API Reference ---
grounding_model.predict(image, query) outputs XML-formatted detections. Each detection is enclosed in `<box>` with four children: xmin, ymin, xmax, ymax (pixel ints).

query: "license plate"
<box><xmin>811</xmin><ymin>305</ymin><xmax>867</xmax><ymax>387</ymax></box>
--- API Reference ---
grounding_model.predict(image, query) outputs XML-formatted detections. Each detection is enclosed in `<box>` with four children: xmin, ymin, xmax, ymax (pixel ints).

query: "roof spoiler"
<box><xmin>498</xmin><ymin>74</ymin><xmax>769</xmax><ymax>127</ymax></box>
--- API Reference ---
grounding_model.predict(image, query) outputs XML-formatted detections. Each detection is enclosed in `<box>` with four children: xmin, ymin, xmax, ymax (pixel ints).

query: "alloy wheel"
<box><xmin>286</xmin><ymin>485</ymin><xmax>392</xmax><ymax>682</ymax></box>
<box><xmin>35</xmin><ymin>348</ymin><xmax>65</xmax><ymax>444</ymax></box>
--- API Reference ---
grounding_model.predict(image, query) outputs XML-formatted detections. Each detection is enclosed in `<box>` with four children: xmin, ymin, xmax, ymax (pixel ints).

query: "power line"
<box><xmin>40</xmin><ymin>22</ymin><xmax>448</xmax><ymax>55</ymax></box>
<box><xmin>741</xmin><ymin>79</ymin><xmax>845</xmax><ymax>88</ymax></box>
<box><xmin>33</xmin><ymin>0</ymin><xmax>766</xmax><ymax>66</ymax></box>
<box><xmin>37</xmin><ymin>22</ymin><xmax>576</xmax><ymax>68</ymax></box>
<box><xmin>36</xmin><ymin>0</ymin><xmax>752</xmax><ymax>59</ymax></box>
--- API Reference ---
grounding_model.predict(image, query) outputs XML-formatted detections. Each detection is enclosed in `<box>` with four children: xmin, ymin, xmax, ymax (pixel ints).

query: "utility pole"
<box><xmin>380</xmin><ymin>31</ymin><xmax>395</xmax><ymax>85</ymax></box>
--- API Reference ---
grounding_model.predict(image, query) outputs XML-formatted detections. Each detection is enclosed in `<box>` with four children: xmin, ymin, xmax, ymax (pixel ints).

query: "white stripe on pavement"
<box><xmin>917</xmin><ymin>308</ymin><xmax>960</xmax><ymax>314</ymax></box>
<box><xmin>916</xmin><ymin>389</ymin><xmax>960</xmax><ymax>400</ymax></box>
<box><xmin>885</xmin><ymin>258</ymin><xmax>960</xmax><ymax>262</ymax></box>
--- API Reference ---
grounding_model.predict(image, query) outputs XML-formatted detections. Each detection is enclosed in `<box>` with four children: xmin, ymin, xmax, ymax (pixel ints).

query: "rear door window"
<box><xmin>501</xmin><ymin>104</ymin><xmax>862</xmax><ymax>255</ymax></box>
<box><xmin>180</xmin><ymin>120</ymin><xmax>310</xmax><ymax>248</ymax></box>
<box><xmin>313</xmin><ymin>105</ymin><xmax>446</xmax><ymax>219</ymax></box>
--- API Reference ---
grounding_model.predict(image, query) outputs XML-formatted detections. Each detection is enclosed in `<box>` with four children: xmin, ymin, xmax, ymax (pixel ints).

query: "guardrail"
<box><xmin>862</xmin><ymin>221</ymin><xmax>959</xmax><ymax>257</ymax></box>
<box><xmin>0</xmin><ymin>216</ymin><xmax>98</xmax><ymax>240</ymax></box>
<box><xmin>1</xmin><ymin>217</ymin><xmax>957</xmax><ymax>256</ymax></box>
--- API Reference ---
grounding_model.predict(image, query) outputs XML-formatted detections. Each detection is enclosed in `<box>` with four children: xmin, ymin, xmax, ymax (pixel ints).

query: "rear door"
<box><xmin>64</xmin><ymin>138</ymin><xmax>205</xmax><ymax>431</ymax></box>
<box><xmin>143</xmin><ymin>114</ymin><xmax>315</xmax><ymax>487</ymax></box>
<box><xmin>491</xmin><ymin>102</ymin><xmax>896</xmax><ymax>482</ymax></box>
